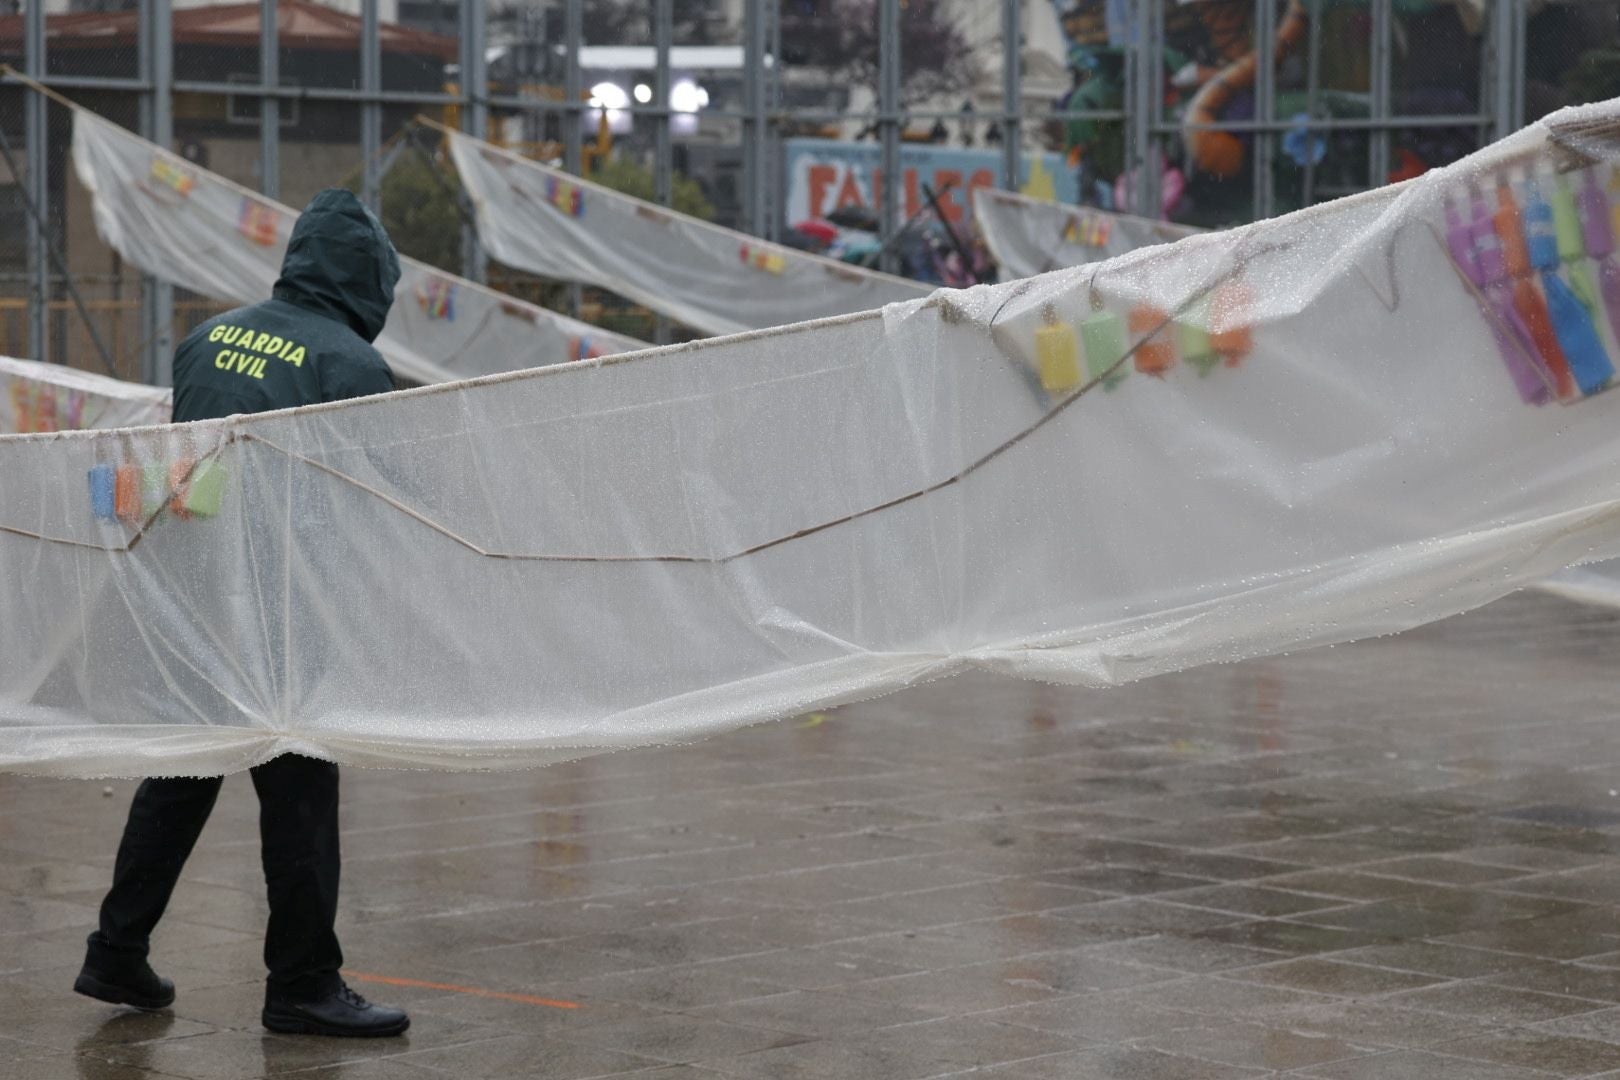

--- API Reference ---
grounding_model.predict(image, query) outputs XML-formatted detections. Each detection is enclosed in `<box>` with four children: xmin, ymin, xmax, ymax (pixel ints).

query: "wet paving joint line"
<box><xmin>337</xmin><ymin>760</ymin><xmax>960</xmax><ymax>836</ymax></box>
<box><xmin>73</xmin><ymin>1049</ymin><xmax>195</xmax><ymax>1080</ymax></box>
<box><xmin>339</xmin><ymin>969</ymin><xmax>581</xmax><ymax>1010</ymax></box>
<box><xmin>343</xmin><ymin>809</ymin><xmax>959</xmax><ymax>866</ymax></box>
<box><xmin>123</xmin><ymin>1028</ymin><xmax>224</xmax><ymax>1046</ymax></box>
<box><xmin>348</xmin><ymin>827</ymin><xmax>931</xmax><ymax>870</ymax></box>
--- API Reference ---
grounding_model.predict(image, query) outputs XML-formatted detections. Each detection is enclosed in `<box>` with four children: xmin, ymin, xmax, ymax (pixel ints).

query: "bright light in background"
<box><xmin>588</xmin><ymin>81</ymin><xmax>632</xmax><ymax>134</ymax></box>
<box><xmin>588</xmin><ymin>81</ymin><xmax>629</xmax><ymax>110</ymax></box>
<box><xmin>586</xmin><ymin>79</ymin><xmax>707</xmax><ymax>136</ymax></box>
<box><xmin>670</xmin><ymin>79</ymin><xmax>709</xmax><ymax>114</ymax></box>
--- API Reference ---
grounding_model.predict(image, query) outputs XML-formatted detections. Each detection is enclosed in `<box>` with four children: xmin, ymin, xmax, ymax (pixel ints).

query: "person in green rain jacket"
<box><xmin>173</xmin><ymin>189</ymin><xmax>398</xmax><ymax>421</ymax></box>
<box><xmin>74</xmin><ymin>190</ymin><xmax>410</xmax><ymax>1038</ymax></box>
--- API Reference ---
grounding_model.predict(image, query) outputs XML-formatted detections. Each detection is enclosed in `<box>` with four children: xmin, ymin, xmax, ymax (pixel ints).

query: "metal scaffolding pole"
<box><xmin>1001</xmin><ymin>0</ymin><xmax>1021</xmax><ymax>193</ymax></box>
<box><xmin>24</xmin><ymin>0</ymin><xmax>45</xmax><ymax>363</ymax></box>
<box><xmin>654</xmin><ymin>0</ymin><xmax>672</xmax><ymax>345</ymax></box>
<box><xmin>459</xmin><ymin>0</ymin><xmax>487</xmax><ymax>283</ymax></box>
<box><xmin>1369</xmin><ymin>0</ymin><xmax>1392</xmax><ymax>192</ymax></box>
<box><xmin>1511</xmin><ymin>0</ymin><xmax>1526</xmax><ymax>132</ymax></box>
<box><xmin>1149</xmin><ymin>0</ymin><xmax>1166</xmax><ymax>216</ymax></box>
<box><xmin>743</xmin><ymin>0</ymin><xmax>769</xmax><ymax>236</ymax></box>
<box><xmin>361</xmin><ymin>0</ymin><xmax>381</xmax><ymax>213</ymax></box>
<box><xmin>878</xmin><ymin>0</ymin><xmax>901</xmax><ymax>275</ymax></box>
<box><xmin>1254</xmin><ymin>0</ymin><xmax>1276</xmax><ymax>218</ymax></box>
<box><xmin>1129</xmin><ymin>0</ymin><xmax>1156</xmax><ymax>219</ymax></box>
<box><xmin>766</xmin><ymin>0</ymin><xmax>783</xmax><ymax>243</ymax></box>
<box><xmin>141</xmin><ymin>0</ymin><xmax>174</xmax><ymax>385</ymax></box>
<box><xmin>563</xmin><ymin>0</ymin><xmax>583</xmax><ymax>318</ymax></box>
<box><xmin>1485</xmin><ymin>0</ymin><xmax>1509</xmax><ymax>143</ymax></box>
<box><xmin>260</xmin><ymin>0</ymin><xmax>278</xmax><ymax>199</ymax></box>
<box><xmin>563</xmin><ymin>0</ymin><xmax>583</xmax><ymax>175</ymax></box>
<box><xmin>1301</xmin><ymin>0</ymin><xmax>1322</xmax><ymax>207</ymax></box>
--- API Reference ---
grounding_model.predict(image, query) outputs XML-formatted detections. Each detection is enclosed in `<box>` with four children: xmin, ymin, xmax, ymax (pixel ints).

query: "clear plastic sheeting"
<box><xmin>9</xmin><ymin>101</ymin><xmax>1620</xmax><ymax>778</ymax></box>
<box><xmin>0</xmin><ymin>356</ymin><xmax>171</xmax><ymax>433</ymax></box>
<box><xmin>441</xmin><ymin>126</ymin><xmax>931</xmax><ymax>337</ymax></box>
<box><xmin>1541</xmin><ymin>560</ymin><xmax>1620</xmax><ymax>607</ymax></box>
<box><xmin>72</xmin><ymin>112</ymin><xmax>649</xmax><ymax>386</ymax></box>
<box><xmin>972</xmin><ymin>186</ymin><xmax>1205</xmax><ymax>281</ymax></box>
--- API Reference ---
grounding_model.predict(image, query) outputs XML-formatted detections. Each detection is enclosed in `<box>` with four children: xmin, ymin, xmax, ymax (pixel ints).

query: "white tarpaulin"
<box><xmin>973</xmin><ymin>186</ymin><xmax>1206</xmax><ymax>280</ymax></box>
<box><xmin>1542</xmin><ymin>562</ymin><xmax>1620</xmax><ymax>606</ymax></box>
<box><xmin>442</xmin><ymin>126</ymin><xmax>931</xmax><ymax>337</ymax></box>
<box><xmin>0</xmin><ymin>356</ymin><xmax>170</xmax><ymax>434</ymax></box>
<box><xmin>9</xmin><ymin>100</ymin><xmax>1620</xmax><ymax>778</ymax></box>
<box><xmin>72</xmin><ymin>111</ymin><xmax>649</xmax><ymax>386</ymax></box>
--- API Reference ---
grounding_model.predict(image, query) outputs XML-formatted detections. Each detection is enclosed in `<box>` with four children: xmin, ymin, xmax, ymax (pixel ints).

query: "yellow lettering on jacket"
<box><xmin>202</xmin><ymin>326</ymin><xmax>306</xmax><ymax>378</ymax></box>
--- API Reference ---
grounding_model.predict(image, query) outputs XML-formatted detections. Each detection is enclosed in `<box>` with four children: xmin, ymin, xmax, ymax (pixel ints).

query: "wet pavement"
<box><xmin>10</xmin><ymin>591</ymin><xmax>1620</xmax><ymax>1077</ymax></box>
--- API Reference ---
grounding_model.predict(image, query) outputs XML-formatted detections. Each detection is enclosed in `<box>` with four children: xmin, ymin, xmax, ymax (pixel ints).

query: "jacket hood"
<box><xmin>272</xmin><ymin>189</ymin><xmax>401</xmax><ymax>343</ymax></box>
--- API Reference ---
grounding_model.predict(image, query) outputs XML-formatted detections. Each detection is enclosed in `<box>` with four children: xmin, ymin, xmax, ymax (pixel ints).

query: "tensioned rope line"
<box><xmin>0</xmin><ymin>71</ymin><xmax>1431</xmax><ymax>565</ymax></box>
<box><xmin>6</xmin><ymin>98</ymin><xmax>1501</xmax><ymax>566</ymax></box>
<box><xmin>13</xmin><ymin>203</ymin><xmax>1548</xmax><ymax>566</ymax></box>
<box><xmin>0</xmin><ymin>251</ymin><xmax>1249</xmax><ymax>562</ymax></box>
<box><xmin>6</xmin><ymin>184</ymin><xmax>1571</xmax><ymax>564</ymax></box>
<box><xmin>2</xmin><ymin>97</ymin><xmax>1614</xmax><ymax>569</ymax></box>
<box><xmin>0</xmin><ymin>440</ymin><xmax>227</xmax><ymax>552</ymax></box>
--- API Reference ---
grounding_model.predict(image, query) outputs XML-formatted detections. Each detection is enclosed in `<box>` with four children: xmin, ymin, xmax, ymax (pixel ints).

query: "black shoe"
<box><xmin>73</xmin><ymin>961</ymin><xmax>175</xmax><ymax>1011</ymax></box>
<box><xmin>263</xmin><ymin>984</ymin><xmax>409</xmax><ymax>1038</ymax></box>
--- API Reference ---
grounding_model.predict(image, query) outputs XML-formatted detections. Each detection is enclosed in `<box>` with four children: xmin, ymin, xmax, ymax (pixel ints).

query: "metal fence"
<box><xmin>0</xmin><ymin>1</ymin><xmax>1610</xmax><ymax>382</ymax></box>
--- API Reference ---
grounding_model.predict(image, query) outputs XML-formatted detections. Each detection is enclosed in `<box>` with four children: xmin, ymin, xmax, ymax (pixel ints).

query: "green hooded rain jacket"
<box><xmin>172</xmin><ymin>189</ymin><xmax>401</xmax><ymax>423</ymax></box>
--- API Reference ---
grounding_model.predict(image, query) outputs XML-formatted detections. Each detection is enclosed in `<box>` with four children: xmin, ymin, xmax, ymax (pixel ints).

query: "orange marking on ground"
<box><xmin>340</xmin><ymin>969</ymin><xmax>581</xmax><ymax>1010</ymax></box>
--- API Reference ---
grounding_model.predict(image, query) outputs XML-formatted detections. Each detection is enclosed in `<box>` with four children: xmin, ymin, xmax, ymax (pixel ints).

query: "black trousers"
<box><xmin>86</xmin><ymin>754</ymin><xmax>343</xmax><ymax>1001</ymax></box>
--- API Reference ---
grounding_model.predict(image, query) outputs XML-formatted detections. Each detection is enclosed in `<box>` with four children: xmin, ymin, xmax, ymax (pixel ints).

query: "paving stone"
<box><xmin>6</xmin><ymin>1055</ymin><xmax>206</xmax><ymax>1080</ymax></box>
<box><xmin>1357</xmin><ymin>856</ymin><xmax>1536</xmax><ymax>886</ymax></box>
<box><xmin>838</xmin><ymin>1016</ymin><xmax>1088</xmax><ymax>1069</ymax></box>
<box><xmin>700</xmin><ymin>1032</ymin><xmax>964</xmax><ymax>1079</ymax></box>
<box><xmin>1435</xmin><ymin>913</ymin><xmax>1620</xmax><ymax>961</ymax></box>
<box><xmin>1079</xmin><ymin>934</ymin><xmax>1289</xmax><ymax>974</ymax></box>
<box><xmin>555</xmin><ymin>1013</ymin><xmax>809</xmax><ymax>1064</ymax></box>
<box><xmin>1159</xmin><ymin>884</ymin><xmax>1351</xmax><ymax>918</ymax></box>
<box><xmin>1429</xmin><ymin>1028</ymin><xmax>1620</xmax><ymax>1074</ymax></box>
<box><xmin>1034</xmin><ymin>866</ymin><xmax>1218</xmax><ymax>896</ymax></box>
<box><xmin>1451</xmin><ymin>845</ymin><xmax>1610</xmax><ymax>873</ymax></box>
<box><xmin>1042</xmin><ymin>897</ymin><xmax>1248</xmax><ymax>936</ymax></box>
<box><xmin>1250</xmin><ymin>870</ymin><xmax>1436</xmax><ymax>903</ymax></box>
<box><xmin>1189</xmin><ymin>920</ymin><xmax>1394</xmax><ymax>956</ymax></box>
<box><xmin>1136</xmin><ymin>1020</ymin><xmax>1381</xmax><ymax>1071</ymax></box>
<box><xmin>1107</xmin><ymin>974</ymin><xmax>1336</xmax><ymax>1018</ymax></box>
<box><xmin>1496</xmin><ymin>805</ymin><xmax>1620</xmax><ymax>829</ymax></box>
<box><xmin>674</xmin><ymin>947</ymin><xmax>923</xmax><ymax>991</ymax></box>
<box><xmin>1384</xmin><ymin>979</ymin><xmax>1610</xmax><ymax>1024</ymax></box>
<box><xmin>1494</xmin><ymin>865</ymin><xmax>1620</xmax><ymax>905</ymax></box>
<box><xmin>985</xmin><ymin>994</ymin><xmax>1209</xmax><ymax>1040</ymax></box>
<box><xmin>1281</xmin><ymin>1001</ymin><xmax>1506</xmax><ymax>1049</ymax></box>
<box><xmin>1227</xmin><ymin>957</ymin><xmax>1445</xmax><ymax>998</ymax></box>
<box><xmin>96</xmin><ymin>1027</ymin><xmax>431</xmax><ymax>1080</ymax></box>
<box><xmin>1291</xmin><ymin>1048</ymin><xmax>1556</xmax><ymax>1080</ymax></box>
<box><xmin>1482</xmin><ymin>959</ymin><xmax>1620</xmax><ymax>1003</ymax></box>
<box><xmin>396</xmin><ymin>1034</ymin><xmax>667</xmax><ymax>1078</ymax></box>
<box><xmin>1330</xmin><ymin>941</ymin><xmax>1530</xmax><ymax>979</ymax></box>
<box><xmin>687</xmin><ymin>988</ymin><xmax>942</xmax><ymax>1037</ymax></box>
<box><xmin>968</xmin><ymin>1045</ymin><xmax>1271</xmax><ymax>1079</ymax></box>
<box><xmin>10</xmin><ymin>592</ymin><xmax>1620</xmax><ymax>1077</ymax></box>
<box><xmin>1535</xmin><ymin>1005</ymin><xmax>1620</xmax><ymax>1043</ymax></box>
